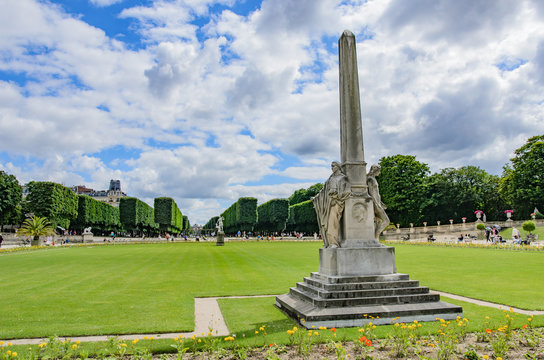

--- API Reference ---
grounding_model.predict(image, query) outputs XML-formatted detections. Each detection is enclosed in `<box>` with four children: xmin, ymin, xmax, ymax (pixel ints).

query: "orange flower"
<box><xmin>485</xmin><ymin>328</ymin><xmax>492</xmax><ymax>334</ymax></box>
<box><xmin>330</xmin><ymin>327</ymin><xmax>337</xmax><ymax>333</ymax></box>
<box><xmin>359</xmin><ymin>336</ymin><xmax>367</xmax><ymax>343</ymax></box>
<box><xmin>365</xmin><ymin>340</ymin><xmax>372</xmax><ymax>347</ymax></box>
<box><xmin>522</xmin><ymin>324</ymin><xmax>528</xmax><ymax>329</ymax></box>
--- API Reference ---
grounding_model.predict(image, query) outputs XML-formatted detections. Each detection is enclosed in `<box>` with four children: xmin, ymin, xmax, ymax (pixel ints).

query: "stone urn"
<box><xmin>506</xmin><ymin>212</ymin><xmax>512</xmax><ymax>219</ymax></box>
<box><xmin>437</xmin><ymin>220</ymin><xmax>441</xmax><ymax>226</ymax></box>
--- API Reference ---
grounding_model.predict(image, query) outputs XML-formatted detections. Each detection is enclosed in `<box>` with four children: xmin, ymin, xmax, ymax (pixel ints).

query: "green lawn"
<box><xmin>0</xmin><ymin>242</ymin><xmax>542</xmax><ymax>339</ymax></box>
<box><xmin>500</xmin><ymin>224</ymin><xmax>544</xmax><ymax>240</ymax></box>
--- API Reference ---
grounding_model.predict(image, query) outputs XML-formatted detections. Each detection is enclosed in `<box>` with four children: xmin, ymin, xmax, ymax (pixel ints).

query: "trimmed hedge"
<box><xmin>119</xmin><ymin>197</ymin><xmax>157</xmax><ymax>234</ymax></box>
<box><xmin>221</xmin><ymin>197</ymin><xmax>257</xmax><ymax>234</ymax></box>
<box><xmin>24</xmin><ymin>181</ymin><xmax>78</xmax><ymax>230</ymax></box>
<box><xmin>72</xmin><ymin>195</ymin><xmax>120</xmax><ymax>234</ymax></box>
<box><xmin>183</xmin><ymin>215</ymin><xmax>191</xmax><ymax>233</ymax></box>
<box><xmin>256</xmin><ymin>198</ymin><xmax>289</xmax><ymax>233</ymax></box>
<box><xmin>287</xmin><ymin>200</ymin><xmax>318</xmax><ymax>234</ymax></box>
<box><xmin>203</xmin><ymin>216</ymin><xmax>219</xmax><ymax>230</ymax></box>
<box><xmin>154</xmin><ymin>197</ymin><xmax>183</xmax><ymax>233</ymax></box>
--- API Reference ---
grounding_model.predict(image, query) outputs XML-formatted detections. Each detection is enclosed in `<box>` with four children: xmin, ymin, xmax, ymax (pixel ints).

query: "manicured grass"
<box><xmin>0</xmin><ymin>242</ymin><xmax>319</xmax><ymax>339</ymax></box>
<box><xmin>1</xmin><ymin>241</ymin><xmax>542</xmax><ymax>339</ymax></box>
<box><xmin>393</xmin><ymin>244</ymin><xmax>544</xmax><ymax>310</ymax></box>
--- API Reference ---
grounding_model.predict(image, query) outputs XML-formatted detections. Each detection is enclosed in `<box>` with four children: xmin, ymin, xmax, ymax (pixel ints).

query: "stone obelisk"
<box><xmin>276</xmin><ymin>30</ymin><xmax>462</xmax><ymax>328</ymax></box>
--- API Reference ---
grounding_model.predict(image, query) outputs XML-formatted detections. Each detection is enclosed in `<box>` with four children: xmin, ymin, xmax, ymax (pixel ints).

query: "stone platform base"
<box><xmin>216</xmin><ymin>232</ymin><xmax>225</xmax><ymax>246</ymax></box>
<box><xmin>276</xmin><ymin>272</ymin><xmax>462</xmax><ymax>329</ymax></box>
<box><xmin>319</xmin><ymin>247</ymin><xmax>396</xmax><ymax>276</ymax></box>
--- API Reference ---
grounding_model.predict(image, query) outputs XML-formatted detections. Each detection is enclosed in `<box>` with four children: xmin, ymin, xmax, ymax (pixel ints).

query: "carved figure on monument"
<box><xmin>313</xmin><ymin>161</ymin><xmax>351</xmax><ymax>248</ymax></box>
<box><xmin>215</xmin><ymin>216</ymin><xmax>224</xmax><ymax>233</ymax></box>
<box><xmin>83</xmin><ymin>227</ymin><xmax>93</xmax><ymax>235</ymax></box>
<box><xmin>367</xmin><ymin>164</ymin><xmax>389</xmax><ymax>239</ymax></box>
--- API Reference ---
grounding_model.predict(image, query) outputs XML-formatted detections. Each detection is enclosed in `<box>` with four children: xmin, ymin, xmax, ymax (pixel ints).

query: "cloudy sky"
<box><xmin>1</xmin><ymin>0</ymin><xmax>543</xmax><ymax>225</ymax></box>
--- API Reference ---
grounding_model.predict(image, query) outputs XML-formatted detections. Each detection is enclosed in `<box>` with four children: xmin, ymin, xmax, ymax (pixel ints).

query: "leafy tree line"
<box><xmin>0</xmin><ymin>177</ymin><xmax>191</xmax><ymax>236</ymax></box>
<box><xmin>377</xmin><ymin>135</ymin><xmax>544</xmax><ymax>227</ymax></box>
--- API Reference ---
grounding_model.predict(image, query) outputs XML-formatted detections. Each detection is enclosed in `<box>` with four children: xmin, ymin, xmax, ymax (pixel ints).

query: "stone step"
<box><xmin>289</xmin><ymin>287</ymin><xmax>440</xmax><ymax>308</ymax></box>
<box><xmin>296</xmin><ymin>281</ymin><xmax>430</xmax><ymax>299</ymax></box>
<box><xmin>304</xmin><ymin>277</ymin><xmax>420</xmax><ymax>291</ymax></box>
<box><xmin>276</xmin><ymin>293</ymin><xmax>463</xmax><ymax>329</ymax></box>
<box><xmin>310</xmin><ymin>272</ymin><xmax>410</xmax><ymax>284</ymax></box>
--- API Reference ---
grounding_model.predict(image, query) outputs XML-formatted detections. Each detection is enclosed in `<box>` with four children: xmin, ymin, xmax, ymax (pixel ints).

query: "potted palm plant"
<box><xmin>16</xmin><ymin>216</ymin><xmax>55</xmax><ymax>246</ymax></box>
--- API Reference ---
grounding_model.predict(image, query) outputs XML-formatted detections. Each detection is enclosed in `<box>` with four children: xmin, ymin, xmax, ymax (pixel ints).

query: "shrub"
<box><xmin>522</xmin><ymin>220</ymin><xmax>536</xmax><ymax>233</ymax></box>
<box><xmin>154</xmin><ymin>197</ymin><xmax>183</xmax><ymax>233</ymax></box>
<box><xmin>256</xmin><ymin>199</ymin><xmax>289</xmax><ymax>234</ymax></box>
<box><xmin>476</xmin><ymin>223</ymin><xmax>486</xmax><ymax>231</ymax></box>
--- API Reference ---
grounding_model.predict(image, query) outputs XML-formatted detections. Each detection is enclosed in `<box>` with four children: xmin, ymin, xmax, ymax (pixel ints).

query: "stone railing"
<box><xmin>382</xmin><ymin>219</ymin><xmax>543</xmax><ymax>241</ymax></box>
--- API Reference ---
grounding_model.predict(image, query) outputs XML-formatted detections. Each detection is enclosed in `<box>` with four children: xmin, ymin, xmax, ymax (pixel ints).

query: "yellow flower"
<box><xmin>259</xmin><ymin>326</ymin><xmax>265</xmax><ymax>331</ymax></box>
<box><xmin>7</xmin><ymin>343</ymin><xmax>12</xmax><ymax>347</ymax></box>
<box><xmin>75</xmin><ymin>341</ymin><xmax>80</xmax><ymax>344</ymax></box>
<box><xmin>120</xmin><ymin>344</ymin><xmax>127</xmax><ymax>348</ymax></box>
<box><xmin>6</xmin><ymin>351</ymin><xmax>11</xmax><ymax>356</ymax></box>
<box><xmin>197</xmin><ymin>339</ymin><xmax>201</xmax><ymax>343</ymax></box>
<box><xmin>143</xmin><ymin>336</ymin><xmax>148</xmax><ymax>340</ymax></box>
<box><xmin>207</xmin><ymin>332</ymin><xmax>213</xmax><ymax>336</ymax></box>
<box><xmin>497</xmin><ymin>357</ymin><xmax>503</xmax><ymax>360</ymax></box>
<box><xmin>482</xmin><ymin>356</ymin><xmax>489</xmax><ymax>360</ymax></box>
<box><xmin>293</xmin><ymin>326</ymin><xmax>298</xmax><ymax>331</ymax></box>
<box><xmin>372</xmin><ymin>326</ymin><xmax>376</xmax><ymax>329</ymax></box>
<box><xmin>307</xmin><ymin>332</ymin><xmax>312</xmax><ymax>337</ymax></box>
<box><xmin>190</xmin><ymin>335</ymin><xmax>196</xmax><ymax>340</ymax></box>
<box><xmin>313</xmin><ymin>331</ymin><xmax>318</xmax><ymax>336</ymax></box>
<box><xmin>394</xmin><ymin>323</ymin><xmax>399</xmax><ymax>327</ymax></box>
<box><xmin>149</xmin><ymin>336</ymin><xmax>154</xmax><ymax>340</ymax></box>
<box><xmin>287</xmin><ymin>330</ymin><xmax>294</xmax><ymax>335</ymax></box>
<box><xmin>174</xmin><ymin>337</ymin><xmax>179</xmax><ymax>342</ymax></box>
<box><xmin>72</xmin><ymin>344</ymin><xmax>78</xmax><ymax>349</ymax></box>
<box><xmin>38</xmin><ymin>343</ymin><xmax>47</xmax><ymax>348</ymax></box>
<box><xmin>485</xmin><ymin>316</ymin><xmax>490</xmax><ymax>320</ymax></box>
<box><xmin>11</xmin><ymin>352</ymin><xmax>17</xmax><ymax>357</ymax></box>
<box><xmin>255</xmin><ymin>331</ymin><xmax>259</xmax><ymax>335</ymax></box>
<box><xmin>132</xmin><ymin>339</ymin><xmax>140</xmax><ymax>344</ymax></box>
<box><xmin>0</xmin><ymin>341</ymin><xmax>4</xmax><ymax>346</ymax></box>
<box><xmin>358</xmin><ymin>328</ymin><xmax>365</xmax><ymax>333</ymax></box>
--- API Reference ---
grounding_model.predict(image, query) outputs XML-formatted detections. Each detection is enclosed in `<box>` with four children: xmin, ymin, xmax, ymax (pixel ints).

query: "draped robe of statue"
<box><xmin>313</xmin><ymin>162</ymin><xmax>351</xmax><ymax>248</ymax></box>
<box><xmin>367</xmin><ymin>165</ymin><xmax>389</xmax><ymax>239</ymax></box>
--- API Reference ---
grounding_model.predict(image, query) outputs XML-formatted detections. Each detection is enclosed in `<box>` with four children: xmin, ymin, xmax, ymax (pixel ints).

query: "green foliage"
<box><xmin>378</xmin><ymin>155</ymin><xmax>430</xmax><ymax>227</ymax></box>
<box><xmin>203</xmin><ymin>216</ymin><xmax>219</xmax><ymax>230</ymax></box>
<box><xmin>72</xmin><ymin>195</ymin><xmax>120</xmax><ymax>234</ymax></box>
<box><xmin>119</xmin><ymin>197</ymin><xmax>157</xmax><ymax>234</ymax></box>
<box><xmin>221</xmin><ymin>197</ymin><xmax>257</xmax><ymax>233</ymax></box>
<box><xmin>0</xmin><ymin>170</ymin><xmax>22</xmax><ymax>227</ymax></box>
<box><xmin>288</xmin><ymin>183</ymin><xmax>323</xmax><ymax>206</ymax></box>
<box><xmin>154</xmin><ymin>197</ymin><xmax>183</xmax><ymax>233</ymax></box>
<box><xmin>16</xmin><ymin>215</ymin><xmax>55</xmax><ymax>242</ymax></box>
<box><xmin>24</xmin><ymin>181</ymin><xmax>78</xmax><ymax>229</ymax></box>
<box><xmin>256</xmin><ymin>198</ymin><xmax>289</xmax><ymax>233</ymax></box>
<box><xmin>287</xmin><ymin>200</ymin><xmax>318</xmax><ymax>233</ymax></box>
<box><xmin>476</xmin><ymin>223</ymin><xmax>486</xmax><ymax>231</ymax></box>
<box><xmin>500</xmin><ymin>135</ymin><xmax>544</xmax><ymax>217</ymax></box>
<box><xmin>522</xmin><ymin>220</ymin><xmax>536</xmax><ymax>233</ymax></box>
<box><xmin>183</xmin><ymin>215</ymin><xmax>191</xmax><ymax>233</ymax></box>
<box><xmin>421</xmin><ymin>166</ymin><xmax>504</xmax><ymax>224</ymax></box>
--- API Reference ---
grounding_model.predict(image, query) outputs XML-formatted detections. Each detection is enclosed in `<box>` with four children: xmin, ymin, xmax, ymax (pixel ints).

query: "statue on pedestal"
<box><xmin>313</xmin><ymin>161</ymin><xmax>350</xmax><ymax>248</ymax></box>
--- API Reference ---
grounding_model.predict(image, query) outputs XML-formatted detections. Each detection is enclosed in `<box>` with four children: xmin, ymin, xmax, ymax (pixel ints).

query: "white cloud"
<box><xmin>89</xmin><ymin>0</ymin><xmax>123</xmax><ymax>7</ymax></box>
<box><xmin>2</xmin><ymin>0</ymin><xmax>544</xmax><ymax>225</ymax></box>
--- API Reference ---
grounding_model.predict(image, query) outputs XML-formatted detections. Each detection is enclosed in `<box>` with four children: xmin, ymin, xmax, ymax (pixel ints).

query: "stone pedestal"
<box><xmin>216</xmin><ymin>232</ymin><xmax>225</xmax><ymax>246</ymax></box>
<box><xmin>319</xmin><ymin>247</ymin><xmax>396</xmax><ymax>276</ymax></box>
<box><xmin>82</xmin><ymin>234</ymin><xmax>93</xmax><ymax>243</ymax></box>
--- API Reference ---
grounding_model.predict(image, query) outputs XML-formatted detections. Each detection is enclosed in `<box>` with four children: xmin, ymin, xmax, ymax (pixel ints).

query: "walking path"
<box><xmin>5</xmin><ymin>292</ymin><xmax>543</xmax><ymax>345</ymax></box>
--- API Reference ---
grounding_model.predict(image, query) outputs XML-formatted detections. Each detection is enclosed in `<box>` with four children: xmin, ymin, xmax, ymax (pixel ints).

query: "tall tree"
<box><xmin>499</xmin><ymin>135</ymin><xmax>544</xmax><ymax>217</ymax></box>
<box><xmin>377</xmin><ymin>155</ymin><xmax>430</xmax><ymax>226</ymax></box>
<box><xmin>0</xmin><ymin>171</ymin><xmax>22</xmax><ymax>230</ymax></box>
<box><xmin>288</xmin><ymin>183</ymin><xmax>323</xmax><ymax>206</ymax></box>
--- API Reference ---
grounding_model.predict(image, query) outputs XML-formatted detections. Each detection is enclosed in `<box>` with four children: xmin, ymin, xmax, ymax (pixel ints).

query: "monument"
<box><xmin>275</xmin><ymin>30</ymin><xmax>462</xmax><ymax>328</ymax></box>
<box><xmin>215</xmin><ymin>216</ymin><xmax>225</xmax><ymax>246</ymax></box>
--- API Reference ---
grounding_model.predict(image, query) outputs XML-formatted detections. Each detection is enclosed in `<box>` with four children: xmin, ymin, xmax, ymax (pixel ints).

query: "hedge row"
<box><xmin>286</xmin><ymin>200</ymin><xmax>318</xmax><ymax>233</ymax></box>
<box><xmin>22</xmin><ymin>182</ymin><xmax>191</xmax><ymax>235</ymax></box>
<box><xmin>221</xmin><ymin>197</ymin><xmax>257</xmax><ymax>233</ymax></box>
<box><xmin>72</xmin><ymin>195</ymin><xmax>121</xmax><ymax>233</ymax></box>
<box><xmin>119</xmin><ymin>197</ymin><xmax>157</xmax><ymax>234</ymax></box>
<box><xmin>24</xmin><ymin>181</ymin><xmax>78</xmax><ymax>230</ymax></box>
<box><xmin>255</xmin><ymin>199</ymin><xmax>289</xmax><ymax>233</ymax></box>
<box><xmin>154</xmin><ymin>197</ymin><xmax>183</xmax><ymax>233</ymax></box>
<box><xmin>206</xmin><ymin>196</ymin><xmax>318</xmax><ymax>234</ymax></box>
<box><xmin>203</xmin><ymin>216</ymin><xmax>219</xmax><ymax>230</ymax></box>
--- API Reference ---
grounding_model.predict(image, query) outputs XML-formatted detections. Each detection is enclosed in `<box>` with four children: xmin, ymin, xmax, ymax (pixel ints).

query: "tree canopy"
<box><xmin>0</xmin><ymin>171</ymin><xmax>22</xmax><ymax>229</ymax></box>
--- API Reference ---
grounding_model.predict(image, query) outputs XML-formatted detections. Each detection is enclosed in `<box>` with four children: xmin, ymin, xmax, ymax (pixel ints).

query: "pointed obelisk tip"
<box><xmin>342</xmin><ymin>29</ymin><xmax>355</xmax><ymax>38</ymax></box>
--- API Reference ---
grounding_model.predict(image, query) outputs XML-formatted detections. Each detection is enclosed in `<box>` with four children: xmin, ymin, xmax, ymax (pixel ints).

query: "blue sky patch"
<box><xmin>495</xmin><ymin>57</ymin><xmax>528</xmax><ymax>71</ymax></box>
